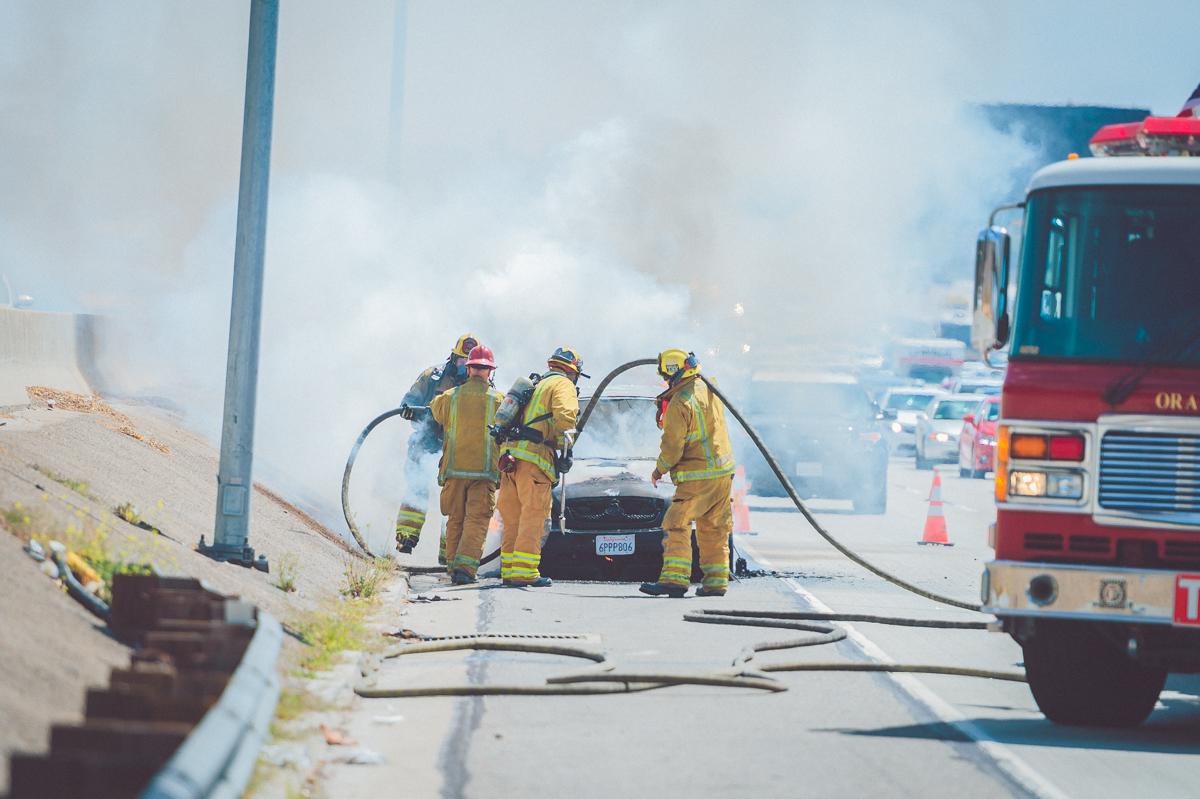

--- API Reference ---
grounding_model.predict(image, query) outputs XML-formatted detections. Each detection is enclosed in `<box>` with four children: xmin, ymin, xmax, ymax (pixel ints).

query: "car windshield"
<box><xmin>886</xmin><ymin>393</ymin><xmax>937</xmax><ymax>410</ymax></box>
<box><xmin>932</xmin><ymin>400</ymin><xmax>977</xmax><ymax>420</ymax></box>
<box><xmin>574</xmin><ymin>398</ymin><xmax>660</xmax><ymax>459</ymax></box>
<box><xmin>1011</xmin><ymin>186</ymin><xmax>1200</xmax><ymax>363</ymax></box>
<box><xmin>748</xmin><ymin>381</ymin><xmax>876</xmax><ymax>419</ymax></box>
<box><xmin>958</xmin><ymin>381</ymin><xmax>1003</xmax><ymax>394</ymax></box>
<box><xmin>982</xmin><ymin>401</ymin><xmax>1000</xmax><ymax>421</ymax></box>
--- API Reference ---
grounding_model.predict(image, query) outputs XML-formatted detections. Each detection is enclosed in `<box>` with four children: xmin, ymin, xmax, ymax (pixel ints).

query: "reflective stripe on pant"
<box><xmin>395</xmin><ymin>504</ymin><xmax>426</xmax><ymax>542</ymax></box>
<box><xmin>658</xmin><ymin>474</ymin><xmax>733</xmax><ymax>589</ymax></box>
<box><xmin>440</xmin><ymin>477</ymin><xmax>496</xmax><ymax>579</ymax></box>
<box><xmin>496</xmin><ymin>459</ymin><xmax>553</xmax><ymax>583</ymax></box>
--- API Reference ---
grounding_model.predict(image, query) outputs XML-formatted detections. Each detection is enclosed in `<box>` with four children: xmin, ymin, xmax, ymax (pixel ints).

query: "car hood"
<box><xmin>980</xmin><ymin>420</ymin><xmax>998</xmax><ymax>437</ymax></box>
<box><xmin>555</xmin><ymin>458</ymin><xmax>675</xmax><ymax>502</ymax></box>
<box><xmin>896</xmin><ymin>410</ymin><xmax>924</xmax><ymax>425</ymax></box>
<box><xmin>921</xmin><ymin>419</ymin><xmax>965</xmax><ymax>434</ymax></box>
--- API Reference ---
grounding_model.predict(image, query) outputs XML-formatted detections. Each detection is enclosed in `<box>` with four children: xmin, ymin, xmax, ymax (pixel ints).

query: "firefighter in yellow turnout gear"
<box><xmin>496</xmin><ymin>348</ymin><xmax>586</xmax><ymax>587</ymax></box>
<box><xmin>429</xmin><ymin>345</ymin><xmax>503</xmax><ymax>584</ymax></box>
<box><xmin>396</xmin><ymin>334</ymin><xmax>478</xmax><ymax>560</ymax></box>
<box><xmin>641</xmin><ymin>350</ymin><xmax>737</xmax><ymax>598</ymax></box>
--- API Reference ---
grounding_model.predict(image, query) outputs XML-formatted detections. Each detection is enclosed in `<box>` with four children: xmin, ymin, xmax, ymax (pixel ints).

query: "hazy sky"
<box><xmin>1</xmin><ymin>1</ymin><xmax>1197</xmax><ymax>534</ymax></box>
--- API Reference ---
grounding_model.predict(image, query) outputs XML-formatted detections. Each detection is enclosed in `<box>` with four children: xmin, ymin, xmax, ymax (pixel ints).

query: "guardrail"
<box><xmin>5</xmin><ymin>575</ymin><xmax>283</xmax><ymax>799</ymax></box>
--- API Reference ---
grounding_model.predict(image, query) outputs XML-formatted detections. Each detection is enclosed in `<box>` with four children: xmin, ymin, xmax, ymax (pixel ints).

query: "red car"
<box><xmin>958</xmin><ymin>396</ymin><xmax>1000</xmax><ymax>479</ymax></box>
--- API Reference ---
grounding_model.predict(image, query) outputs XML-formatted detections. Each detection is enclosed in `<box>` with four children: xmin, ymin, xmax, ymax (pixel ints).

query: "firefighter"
<box><xmin>430</xmin><ymin>345</ymin><xmax>503</xmax><ymax>584</ymax></box>
<box><xmin>496</xmin><ymin>347</ymin><xmax>586</xmax><ymax>587</ymax></box>
<box><xmin>396</xmin><ymin>334</ymin><xmax>478</xmax><ymax>558</ymax></box>
<box><xmin>640</xmin><ymin>349</ymin><xmax>736</xmax><ymax>598</ymax></box>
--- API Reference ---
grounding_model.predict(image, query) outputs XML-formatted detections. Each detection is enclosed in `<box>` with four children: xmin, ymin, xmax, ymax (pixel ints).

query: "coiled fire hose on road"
<box><xmin>353</xmin><ymin>610</ymin><xmax>1022</xmax><ymax>699</ymax></box>
<box><xmin>343</xmin><ymin>357</ymin><xmax>1022</xmax><ymax>698</ymax></box>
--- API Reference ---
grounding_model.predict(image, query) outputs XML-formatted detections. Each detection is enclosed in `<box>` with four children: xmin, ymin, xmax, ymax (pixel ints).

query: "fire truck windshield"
<box><xmin>1010</xmin><ymin>186</ymin><xmax>1200</xmax><ymax>363</ymax></box>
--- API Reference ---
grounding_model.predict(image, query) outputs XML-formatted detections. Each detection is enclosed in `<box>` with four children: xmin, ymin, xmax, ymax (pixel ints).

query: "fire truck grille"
<box><xmin>1098</xmin><ymin>431</ymin><xmax>1200</xmax><ymax>522</ymax></box>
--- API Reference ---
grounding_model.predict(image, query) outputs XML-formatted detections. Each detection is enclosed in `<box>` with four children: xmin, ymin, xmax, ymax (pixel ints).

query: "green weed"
<box><xmin>274</xmin><ymin>551</ymin><xmax>301</xmax><ymax>593</ymax></box>
<box><xmin>32</xmin><ymin>465</ymin><xmax>97</xmax><ymax>500</ymax></box>
<box><xmin>339</xmin><ymin>555</ymin><xmax>393</xmax><ymax>599</ymax></box>
<box><xmin>292</xmin><ymin>600</ymin><xmax>375</xmax><ymax>671</ymax></box>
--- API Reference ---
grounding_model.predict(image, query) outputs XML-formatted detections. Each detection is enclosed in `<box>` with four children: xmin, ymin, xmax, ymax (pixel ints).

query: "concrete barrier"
<box><xmin>0</xmin><ymin>308</ymin><xmax>108</xmax><ymax>411</ymax></box>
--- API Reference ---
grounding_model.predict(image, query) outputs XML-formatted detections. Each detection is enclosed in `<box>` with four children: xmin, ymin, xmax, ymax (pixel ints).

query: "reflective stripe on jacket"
<box><xmin>656</xmin><ymin>375</ymin><xmax>736</xmax><ymax>482</ymax></box>
<box><xmin>502</xmin><ymin>371</ymin><xmax>579</xmax><ymax>480</ymax></box>
<box><xmin>430</xmin><ymin>376</ymin><xmax>504</xmax><ymax>485</ymax></box>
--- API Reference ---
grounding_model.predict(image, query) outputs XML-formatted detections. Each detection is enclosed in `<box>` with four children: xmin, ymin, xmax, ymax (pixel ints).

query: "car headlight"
<box><xmin>1009</xmin><ymin>471</ymin><xmax>1083</xmax><ymax>499</ymax></box>
<box><xmin>979</xmin><ymin>436</ymin><xmax>996</xmax><ymax>447</ymax></box>
<box><xmin>890</xmin><ymin>422</ymin><xmax>903</xmax><ymax>433</ymax></box>
<box><xmin>934</xmin><ymin>432</ymin><xmax>949</xmax><ymax>442</ymax></box>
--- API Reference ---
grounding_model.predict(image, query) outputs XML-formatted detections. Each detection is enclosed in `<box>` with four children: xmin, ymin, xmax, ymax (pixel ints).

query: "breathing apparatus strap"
<box><xmin>490</xmin><ymin>412</ymin><xmax>553</xmax><ymax>444</ymax></box>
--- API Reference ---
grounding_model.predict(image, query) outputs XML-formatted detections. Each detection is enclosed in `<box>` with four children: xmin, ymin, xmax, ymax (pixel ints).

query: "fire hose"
<box><xmin>353</xmin><ymin>612</ymin><xmax>1022</xmax><ymax>699</ymax></box>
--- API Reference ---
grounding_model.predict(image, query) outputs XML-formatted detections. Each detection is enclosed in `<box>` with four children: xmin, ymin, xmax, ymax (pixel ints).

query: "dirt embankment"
<box><xmin>0</xmin><ymin>395</ymin><xmax>363</xmax><ymax>793</ymax></box>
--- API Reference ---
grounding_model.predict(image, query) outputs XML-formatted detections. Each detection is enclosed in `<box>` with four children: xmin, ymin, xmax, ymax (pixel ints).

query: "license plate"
<box><xmin>1174</xmin><ymin>573</ymin><xmax>1200</xmax><ymax>625</ymax></box>
<box><xmin>796</xmin><ymin>462</ymin><xmax>822</xmax><ymax>477</ymax></box>
<box><xmin>596</xmin><ymin>534</ymin><xmax>635</xmax><ymax>556</ymax></box>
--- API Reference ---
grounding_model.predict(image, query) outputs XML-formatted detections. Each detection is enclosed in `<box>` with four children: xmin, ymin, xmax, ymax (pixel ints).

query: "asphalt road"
<box><xmin>324</xmin><ymin>456</ymin><xmax>1200</xmax><ymax>799</ymax></box>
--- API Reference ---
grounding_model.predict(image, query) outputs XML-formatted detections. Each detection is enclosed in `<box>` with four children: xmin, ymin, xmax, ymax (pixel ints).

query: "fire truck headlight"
<box><xmin>1046</xmin><ymin>473</ymin><xmax>1083</xmax><ymax>499</ymax></box>
<box><xmin>1009</xmin><ymin>471</ymin><xmax>1083</xmax><ymax>499</ymax></box>
<box><xmin>891</xmin><ymin>422</ymin><xmax>903</xmax><ymax>433</ymax></box>
<box><xmin>1010</xmin><ymin>471</ymin><xmax>1047</xmax><ymax>497</ymax></box>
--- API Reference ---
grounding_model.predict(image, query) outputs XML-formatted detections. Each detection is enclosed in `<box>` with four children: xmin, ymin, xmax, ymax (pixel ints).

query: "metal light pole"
<box><xmin>198</xmin><ymin>0</ymin><xmax>279</xmax><ymax>572</ymax></box>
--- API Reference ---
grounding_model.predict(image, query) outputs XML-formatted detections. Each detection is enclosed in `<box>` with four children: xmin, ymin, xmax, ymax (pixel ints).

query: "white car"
<box><xmin>880</xmin><ymin>388</ymin><xmax>943</xmax><ymax>454</ymax></box>
<box><xmin>914</xmin><ymin>394</ymin><xmax>984</xmax><ymax>469</ymax></box>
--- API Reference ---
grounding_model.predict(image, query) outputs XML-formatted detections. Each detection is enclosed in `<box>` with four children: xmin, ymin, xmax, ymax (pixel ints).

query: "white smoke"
<box><xmin>1</xmin><ymin>0</ymin><xmax>1109</xmax><ymax>546</ymax></box>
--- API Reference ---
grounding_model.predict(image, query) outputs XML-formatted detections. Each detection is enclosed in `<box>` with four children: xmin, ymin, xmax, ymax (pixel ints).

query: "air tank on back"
<box><xmin>493</xmin><ymin>374</ymin><xmax>538</xmax><ymax>427</ymax></box>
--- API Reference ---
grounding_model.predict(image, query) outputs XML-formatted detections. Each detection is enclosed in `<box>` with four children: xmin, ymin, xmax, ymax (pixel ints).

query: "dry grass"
<box><xmin>26</xmin><ymin>386</ymin><xmax>171</xmax><ymax>454</ymax></box>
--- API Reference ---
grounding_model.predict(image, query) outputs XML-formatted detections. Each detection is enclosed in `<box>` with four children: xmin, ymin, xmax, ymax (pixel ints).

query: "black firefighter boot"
<box><xmin>639</xmin><ymin>582</ymin><xmax>687</xmax><ymax>598</ymax></box>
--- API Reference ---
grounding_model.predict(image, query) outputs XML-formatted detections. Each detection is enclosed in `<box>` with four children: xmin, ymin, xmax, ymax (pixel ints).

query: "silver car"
<box><xmin>914</xmin><ymin>394</ymin><xmax>984</xmax><ymax>470</ymax></box>
<box><xmin>880</xmin><ymin>387</ymin><xmax>943</xmax><ymax>454</ymax></box>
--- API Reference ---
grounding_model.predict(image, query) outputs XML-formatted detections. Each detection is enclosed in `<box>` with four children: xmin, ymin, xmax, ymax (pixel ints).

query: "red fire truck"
<box><xmin>974</xmin><ymin>112</ymin><xmax>1200</xmax><ymax>727</ymax></box>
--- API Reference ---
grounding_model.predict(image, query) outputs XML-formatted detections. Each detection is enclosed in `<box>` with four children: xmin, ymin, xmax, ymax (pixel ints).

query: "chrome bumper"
<box><xmin>982</xmin><ymin>560</ymin><xmax>1178</xmax><ymax>625</ymax></box>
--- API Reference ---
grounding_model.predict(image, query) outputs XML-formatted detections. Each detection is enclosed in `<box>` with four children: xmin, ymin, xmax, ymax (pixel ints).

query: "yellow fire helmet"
<box><xmin>548</xmin><ymin>347</ymin><xmax>589</xmax><ymax>378</ymax></box>
<box><xmin>657</xmin><ymin>349</ymin><xmax>700</xmax><ymax>383</ymax></box>
<box><xmin>452</xmin><ymin>334</ymin><xmax>480</xmax><ymax>359</ymax></box>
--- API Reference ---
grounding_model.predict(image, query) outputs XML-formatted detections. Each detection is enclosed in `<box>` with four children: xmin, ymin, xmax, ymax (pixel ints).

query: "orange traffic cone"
<box><xmin>919</xmin><ymin>469</ymin><xmax>952</xmax><ymax>546</ymax></box>
<box><xmin>732</xmin><ymin>465</ymin><xmax>752</xmax><ymax>534</ymax></box>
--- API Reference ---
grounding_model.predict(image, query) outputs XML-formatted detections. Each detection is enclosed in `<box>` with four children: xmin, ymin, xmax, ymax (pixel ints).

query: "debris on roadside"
<box><xmin>327</xmin><ymin>746</ymin><xmax>386</xmax><ymax>765</ymax></box>
<box><xmin>319</xmin><ymin>723</ymin><xmax>358</xmax><ymax>746</ymax></box>
<box><xmin>381</xmin><ymin>628</ymin><xmax>425</xmax><ymax>639</ymax></box>
<box><xmin>25</xmin><ymin>385</ymin><xmax>172</xmax><ymax>454</ymax></box>
<box><xmin>405</xmin><ymin>592</ymin><xmax>461</xmax><ymax>603</ymax></box>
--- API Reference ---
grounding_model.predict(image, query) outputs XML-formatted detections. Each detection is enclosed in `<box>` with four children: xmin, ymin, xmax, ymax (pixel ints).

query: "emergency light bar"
<box><xmin>1089</xmin><ymin>115</ymin><xmax>1200</xmax><ymax>157</ymax></box>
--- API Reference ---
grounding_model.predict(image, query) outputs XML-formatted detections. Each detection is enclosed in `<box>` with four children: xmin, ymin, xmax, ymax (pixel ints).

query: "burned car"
<box><xmin>540</xmin><ymin>387</ymin><xmax>715</xmax><ymax>582</ymax></box>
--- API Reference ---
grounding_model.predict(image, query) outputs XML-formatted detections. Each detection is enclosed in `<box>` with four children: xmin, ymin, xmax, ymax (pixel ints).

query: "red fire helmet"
<box><xmin>466</xmin><ymin>345</ymin><xmax>496</xmax><ymax>369</ymax></box>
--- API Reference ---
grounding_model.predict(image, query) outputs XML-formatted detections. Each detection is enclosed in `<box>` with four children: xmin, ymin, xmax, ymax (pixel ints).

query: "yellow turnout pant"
<box><xmin>440</xmin><ymin>478</ymin><xmax>497</xmax><ymax>579</ymax></box>
<box><xmin>496</xmin><ymin>459</ymin><xmax>554</xmax><ymax>583</ymax></box>
<box><xmin>658</xmin><ymin>475</ymin><xmax>733</xmax><ymax>590</ymax></box>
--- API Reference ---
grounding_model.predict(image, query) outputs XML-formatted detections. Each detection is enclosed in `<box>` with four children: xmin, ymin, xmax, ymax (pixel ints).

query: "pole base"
<box><xmin>198</xmin><ymin>536</ymin><xmax>270</xmax><ymax>573</ymax></box>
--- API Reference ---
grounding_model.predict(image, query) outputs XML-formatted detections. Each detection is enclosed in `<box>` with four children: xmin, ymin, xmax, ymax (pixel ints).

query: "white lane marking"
<box><xmin>739</xmin><ymin>540</ymin><xmax>1069</xmax><ymax>799</ymax></box>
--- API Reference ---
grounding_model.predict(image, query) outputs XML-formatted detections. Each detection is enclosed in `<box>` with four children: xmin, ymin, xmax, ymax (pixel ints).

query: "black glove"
<box><xmin>557</xmin><ymin>452</ymin><xmax>573</xmax><ymax>474</ymax></box>
<box><xmin>400</xmin><ymin>405</ymin><xmax>420</xmax><ymax>420</ymax></box>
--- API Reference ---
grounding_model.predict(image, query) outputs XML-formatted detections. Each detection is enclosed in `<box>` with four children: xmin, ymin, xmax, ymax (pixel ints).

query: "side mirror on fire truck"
<box><xmin>972</xmin><ymin>223</ymin><xmax>1014</xmax><ymax>359</ymax></box>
